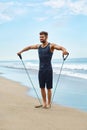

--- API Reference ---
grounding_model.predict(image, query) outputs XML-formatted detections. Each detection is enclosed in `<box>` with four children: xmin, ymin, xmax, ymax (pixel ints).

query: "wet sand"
<box><xmin>0</xmin><ymin>76</ymin><xmax>87</xmax><ymax>130</ymax></box>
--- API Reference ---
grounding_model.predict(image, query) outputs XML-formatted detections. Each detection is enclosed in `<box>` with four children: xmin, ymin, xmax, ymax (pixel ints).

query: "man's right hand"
<box><xmin>17</xmin><ymin>52</ymin><xmax>22</xmax><ymax>59</ymax></box>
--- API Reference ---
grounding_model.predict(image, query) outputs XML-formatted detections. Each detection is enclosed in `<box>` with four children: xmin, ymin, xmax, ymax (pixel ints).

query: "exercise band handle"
<box><xmin>18</xmin><ymin>54</ymin><xmax>22</xmax><ymax>60</ymax></box>
<box><xmin>63</xmin><ymin>53</ymin><xmax>69</xmax><ymax>61</ymax></box>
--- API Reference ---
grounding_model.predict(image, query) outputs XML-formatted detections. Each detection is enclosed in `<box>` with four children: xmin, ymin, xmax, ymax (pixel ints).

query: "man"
<box><xmin>17</xmin><ymin>31</ymin><xmax>69</xmax><ymax>108</ymax></box>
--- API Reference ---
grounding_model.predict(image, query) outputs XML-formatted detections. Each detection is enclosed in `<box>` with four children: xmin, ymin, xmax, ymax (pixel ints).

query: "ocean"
<box><xmin>0</xmin><ymin>58</ymin><xmax>87</xmax><ymax>112</ymax></box>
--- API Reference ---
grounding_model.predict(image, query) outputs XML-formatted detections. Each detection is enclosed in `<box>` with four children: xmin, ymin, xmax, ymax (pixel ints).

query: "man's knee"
<box><xmin>47</xmin><ymin>88</ymin><xmax>51</xmax><ymax>92</ymax></box>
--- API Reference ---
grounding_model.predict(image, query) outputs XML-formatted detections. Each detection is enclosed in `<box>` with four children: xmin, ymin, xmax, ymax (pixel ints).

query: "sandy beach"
<box><xmin>0</xmin><ymin>76</ymin><xmax>87</xmax><ymax>130</ymax></box>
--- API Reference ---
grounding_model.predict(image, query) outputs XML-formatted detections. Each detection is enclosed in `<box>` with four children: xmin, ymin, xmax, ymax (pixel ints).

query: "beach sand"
<box><xmin>0</xmin><ymin>76</ymin><xmax>87</xmax><ymax>130</ymax></box>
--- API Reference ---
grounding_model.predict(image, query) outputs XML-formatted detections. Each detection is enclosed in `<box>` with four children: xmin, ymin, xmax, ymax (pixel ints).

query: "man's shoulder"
<box><xmin>49</xmin><ymin>43</ymin><xmax>55</xmax><ymax>47</ymax></box>
<box><xmin>49</xmin><ymin>43</ymin><xmax>55</xmax><ymax>52</ymax></box>
<box><xmin>36</xmin><ymin>44</ymin><xmax>41</xmax><ymax>48</ymax></box>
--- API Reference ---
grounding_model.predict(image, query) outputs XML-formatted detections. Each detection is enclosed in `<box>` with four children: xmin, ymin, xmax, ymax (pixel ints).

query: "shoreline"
<box><xmin>1</xmin><ymin>69</ymin><xmax>87</xmax><ymax>112</ymax></box>
<box><xmin>0</xmin><ymin>76</ymin><xmax>87</xmax><ymax>130</ymax></box>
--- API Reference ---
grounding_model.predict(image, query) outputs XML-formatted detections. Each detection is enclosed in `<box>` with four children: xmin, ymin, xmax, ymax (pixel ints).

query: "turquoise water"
<box><xmin>0</xmin><ymin>58</ymin><xmax>87</xmax><ymax>112</ymax></box>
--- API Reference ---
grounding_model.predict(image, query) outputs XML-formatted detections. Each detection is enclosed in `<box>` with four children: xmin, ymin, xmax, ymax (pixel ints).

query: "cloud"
<box><xmin>26</xmin><ymin>2</ymin><xmax>41</xmax><ymax>7</ymax></box>
<box><xmin>0</xmin><ymin>1</ymin><xmax>27</xmax><ymax>24</ymax></box>
<box><xmin>44</xmin><ymin>0</ymin><xmax>66</xmax><ymax>8</ymax></box>
<box><xmin>0</xmin><ymin>13</ymin><xmax>12</xmax><ymax>24</ymax></box>
<box><xmin>34</xmin><ymin>17</ymin><xmax>48</xmax><ymax>22</ymax></box>
<box><xmin>68</xmin><ymin>0</ymin><xmax>87</xmax><ymax>15</ymax></box>
<box><xmin>0</xmin><ymin>0</ymin><xmax>87</xmax><ymax>24</ymax></box>
<box><xmin>44</xmin><ymin>0</ymin><xmax>87</xmax><ymax>15</ymax></box>
<box><xmin>0</xmin><ymin>1</ymin><xmax>43</xmax><ymax>24</ymax></box>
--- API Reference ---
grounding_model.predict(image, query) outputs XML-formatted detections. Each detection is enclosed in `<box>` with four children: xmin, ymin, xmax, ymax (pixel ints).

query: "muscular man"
<box><xmin>17</xmin><ymin>31</ymin><xmax>69</xmax><ymax>108</ymax></box>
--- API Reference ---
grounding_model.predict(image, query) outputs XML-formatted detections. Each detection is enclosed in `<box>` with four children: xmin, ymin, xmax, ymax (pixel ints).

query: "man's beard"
<box><xmin>40</xmin><ymin>40</ymin><xmax>46</xmax><ymax>43</ymax></box>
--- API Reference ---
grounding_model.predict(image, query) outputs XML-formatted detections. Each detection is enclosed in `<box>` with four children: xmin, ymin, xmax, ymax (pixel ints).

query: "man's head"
<box><xmin>39</xmin><ymin>31</ymin><xmax>48</xmax><ymax>43</ymax></box>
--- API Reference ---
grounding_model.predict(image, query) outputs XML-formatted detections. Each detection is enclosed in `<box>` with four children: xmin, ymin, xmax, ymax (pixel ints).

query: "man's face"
<box><xmin>40</xmin><ymin>34</ymin><xmax>47</xmax><ymax>43</ymax></box>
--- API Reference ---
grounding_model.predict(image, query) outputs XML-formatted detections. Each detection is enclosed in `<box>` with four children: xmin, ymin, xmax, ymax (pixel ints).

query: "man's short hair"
<box><xmin>39</xmin><ymin>31</ymin><xmax>48</xmax><ymax>37</ymax></box>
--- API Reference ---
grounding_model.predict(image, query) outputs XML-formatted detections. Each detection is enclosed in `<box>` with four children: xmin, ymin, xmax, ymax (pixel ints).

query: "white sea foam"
<box><xmin>54</xmin><ymin>70</ymin><xmax>87</xmax><ymax>79</ymax></box>
<box><xmin>52</xmin><ymin>63</ymin><xmax>87</xmax><ymax>70</ymax></box>
<box><xmin>26</xmin><ymin>62</ymin><xmax>39</xmax><ymax>70</ymax></box>
<box><xmin>53</xmin><ymin>63</ymin><xmax>87</xmax><ymax>79</ymax></box>
<box><xmin>63</xmin><ymin>64</ymin><xmax>87</xmax><ymax>70</ymax></box>
<box><xmin>0</xmin><ymin>60</ymin><xmax>87</xmax><ymax>79</ymax></box>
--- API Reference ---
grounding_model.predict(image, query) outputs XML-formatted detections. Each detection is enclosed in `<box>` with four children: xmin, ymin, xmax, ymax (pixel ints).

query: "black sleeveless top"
<box><xmin>38</xmin><ymin>43</ymin><xmax>53</xmax><ymax>70</ymax></box>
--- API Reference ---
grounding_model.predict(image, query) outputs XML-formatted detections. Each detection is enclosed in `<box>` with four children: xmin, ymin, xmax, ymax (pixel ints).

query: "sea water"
<box><xmin>0</xmin><ymin>58</ymin><xmax>87</xmax><ymax>112</ymax></box>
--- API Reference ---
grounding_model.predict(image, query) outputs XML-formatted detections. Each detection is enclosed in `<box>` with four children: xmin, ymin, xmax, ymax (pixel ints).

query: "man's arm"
<box><xmin>17</xmin><ymin>44</ymin><xmax>39</xmax><ymax>55</ymax></box>
<box><xmin>51</xmin><ymin>43</ymin><xmax>69</xmax><ymax>55</ymax></box>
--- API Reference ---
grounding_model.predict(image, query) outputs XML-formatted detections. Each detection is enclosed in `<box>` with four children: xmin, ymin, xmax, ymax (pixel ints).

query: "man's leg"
<box><xmin>41</xmin><ymin>88</ymin><xmax>47</xmax><ymax>107</ymax></box>
<box><xmin>47</xmin><ymin>89</ymin><xmax>52</xmax><ymax>107</ymax></box>
<box><xmin>46</xmin><ymin>69</ymin><xmax>53</xmax><ymax>108</ymax></box>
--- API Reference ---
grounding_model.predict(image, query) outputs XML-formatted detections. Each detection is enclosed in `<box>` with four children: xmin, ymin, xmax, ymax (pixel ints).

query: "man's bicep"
<box><xmin>53</xmin><ymin>43</ymin><xmax>62</xmax><ymax>50</ymax></box>
<box><xmin>30</xmin><ymin>44</ymin><xmax>40</xmax><ymax>49</ymax></box>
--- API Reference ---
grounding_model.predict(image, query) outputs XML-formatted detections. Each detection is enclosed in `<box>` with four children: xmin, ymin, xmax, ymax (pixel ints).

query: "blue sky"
<box><xmin>0</xmin><ymin>0</ymin><xmax>87</xmax><ymax>60</ymax></box>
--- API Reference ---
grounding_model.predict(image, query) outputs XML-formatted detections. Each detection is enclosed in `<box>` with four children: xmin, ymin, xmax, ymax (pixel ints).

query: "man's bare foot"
<box><xmin>42</xmin><ymin>105</ymin><xmax>47</xmax><ymax>109</ymax></box>
<box><xmin>35</xmin><ymin>105</ymin><xmax>42</xmax><ymax>108</ymax></box>
<box><xmin>42</xmin><ymin>103</ymin><xmax>47</xmax><ymax>109</ymax></box>
<box><xmin>47</xmin><ymin>104</ymin><xmax>51</xmax><ymax>109</ymax></box>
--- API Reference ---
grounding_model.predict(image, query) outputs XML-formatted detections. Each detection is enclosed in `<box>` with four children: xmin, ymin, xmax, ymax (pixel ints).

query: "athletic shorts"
<box><xmin>38</xmin><ymin>69</ymin><xmax>53</xmax><ymax>89</ymax></box>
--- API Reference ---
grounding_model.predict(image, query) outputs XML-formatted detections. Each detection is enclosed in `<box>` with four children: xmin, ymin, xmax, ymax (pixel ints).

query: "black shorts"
<box><xmin>38</xmin><ymin>69</ymin><xmax>53</xmax><ymax>89</ymax></box>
